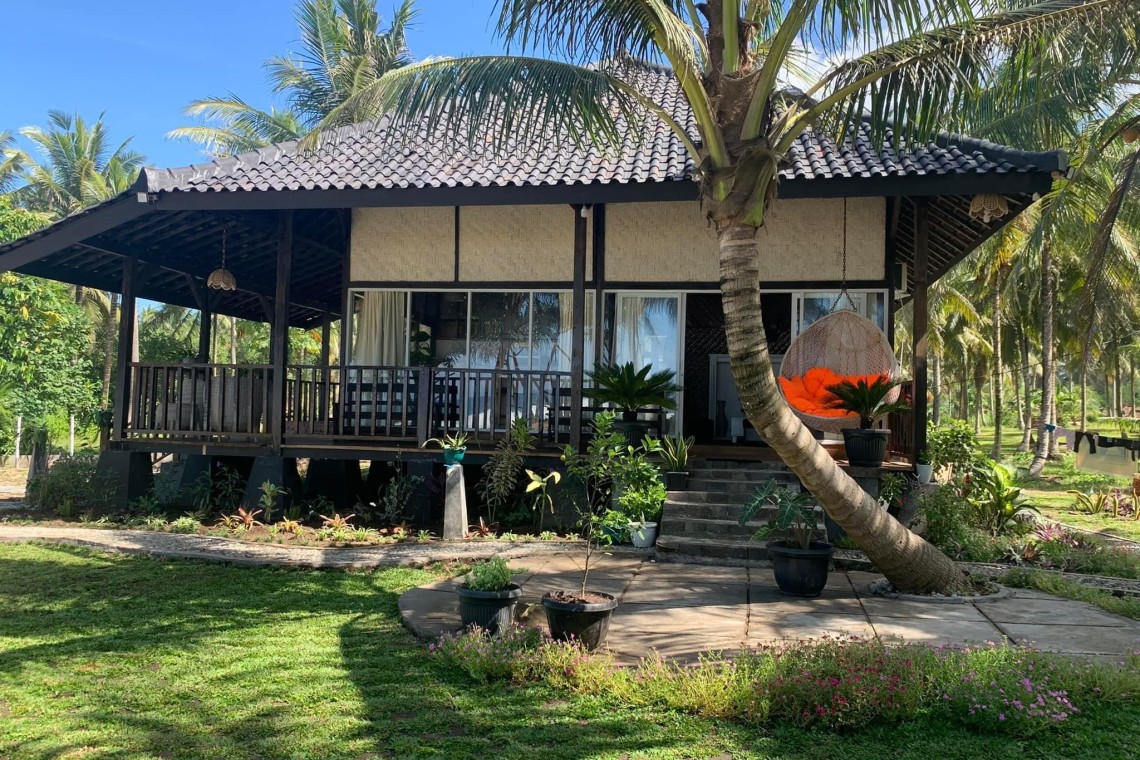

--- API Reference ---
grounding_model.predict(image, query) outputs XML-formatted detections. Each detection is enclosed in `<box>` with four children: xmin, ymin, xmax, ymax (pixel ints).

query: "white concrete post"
<box><xmin>14</xmin><ymin>415</ymin><xmax>21</xmax><ymax>465</ymax></box>
<box><xmin>69</xmin><ymin>415</ymin><xmax>76</xmax><ymax>456</ymax></box>
<box><xmin>443</xmin><ymin>464</ymin><xmax>469</xmax><ymax>540</ymax></box>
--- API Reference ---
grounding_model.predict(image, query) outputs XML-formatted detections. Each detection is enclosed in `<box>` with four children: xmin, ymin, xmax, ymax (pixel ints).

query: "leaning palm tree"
<box><xmin>307</xmin><ymin>0</ymin><xmax>1135</xmax><ymax>594</ymax></box>
<box><xmin>170</xmin><ymin>0</ymin><xmax>416</xmax><ymax>154</ymax></box>
<box><xmin>15</xmin><ymin>111</ymin><xmax>145</xmax><ymax>219</ymax></box>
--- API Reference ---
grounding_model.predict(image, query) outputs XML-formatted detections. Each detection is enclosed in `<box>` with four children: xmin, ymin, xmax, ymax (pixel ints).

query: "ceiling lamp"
<box><xmin>207</xmin><ymin>228</ymin><xmax>237</xmax><ymax>291</ymax></box>
<box><xmin>968</xmin><ymin>193</ymin><xmax>1009</xmax><ymax>223</ymax></box>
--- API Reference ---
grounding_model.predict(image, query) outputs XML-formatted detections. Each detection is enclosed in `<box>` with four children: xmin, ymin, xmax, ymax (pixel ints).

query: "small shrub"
<box><xmin>24</xmin><ymin>454</ymin><xmax>106</xmax><ymax>516</ymax></box>
<box><xmin>168</xmin><ymin>515</ymin><xmax>200</xmax><ymax>534</ymax></box>
<box><xmin>928</xmin><ymin>420</ymin><xmax>980</xmax><ymax>478</ymax></box>
<box><xmin>464</xmin><ymin>557</ymin><xmax>513</xmax><ymax>592</ymax></box>
<box><xmin>379</xmin><ymin>460</ymin><xmax>422</xmax><ymax>524</ymax></box>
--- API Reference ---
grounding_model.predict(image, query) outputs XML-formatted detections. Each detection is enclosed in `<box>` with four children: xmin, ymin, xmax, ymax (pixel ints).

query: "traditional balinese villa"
<box><xmin>0</xmin><ymin>65</ymin><xmax>1065</xmax><ymax>527</ymax></box>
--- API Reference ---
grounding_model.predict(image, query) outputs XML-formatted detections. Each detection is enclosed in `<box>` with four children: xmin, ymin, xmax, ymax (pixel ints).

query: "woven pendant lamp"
<box><xmin>207</xmin><ymin>228</ymin><xmax>237</xmax><ymax>291</ymax></box>
<box><xmin>968</xmin><ymin>194</ymin><xmax>1009</xmax><ymax>223</ymax></box>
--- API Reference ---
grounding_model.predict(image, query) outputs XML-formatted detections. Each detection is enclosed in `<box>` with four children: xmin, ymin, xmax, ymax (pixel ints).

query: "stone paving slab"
<box><xmin>398</xmin><ymin>560</ymin><xmax>1140</xmax><ymax>664</ymax></box>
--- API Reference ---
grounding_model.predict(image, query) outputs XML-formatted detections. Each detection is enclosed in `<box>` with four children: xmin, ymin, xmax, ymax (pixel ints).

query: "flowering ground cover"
<box><xmin>3</xmin><ymin>543</ymin><xmax>1140</xmax><ymax>759</ymax></box>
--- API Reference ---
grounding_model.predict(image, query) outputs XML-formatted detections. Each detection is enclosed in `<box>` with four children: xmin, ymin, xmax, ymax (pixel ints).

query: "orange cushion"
<box><xmin>780</xmin><ymin>368</ymin><xmax>891</xmax><ymax>420</ymax></box>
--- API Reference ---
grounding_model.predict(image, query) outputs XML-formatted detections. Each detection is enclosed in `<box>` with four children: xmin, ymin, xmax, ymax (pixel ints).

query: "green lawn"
<box><xmin>973</xmin><ymin>426</ymin><xmax>1140</xmax><ymax>540</ymax></box>
<box><xmin>3</xmin><ymin>544</ymin><xmax>1140</xmax><ymax>759</ymax></box>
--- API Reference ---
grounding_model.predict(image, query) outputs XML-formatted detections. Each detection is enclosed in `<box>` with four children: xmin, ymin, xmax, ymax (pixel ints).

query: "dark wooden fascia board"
<box><xmin>0</xmin><ymin>196</ymin><xmax>154</xmax><ymax>271</ymax></box>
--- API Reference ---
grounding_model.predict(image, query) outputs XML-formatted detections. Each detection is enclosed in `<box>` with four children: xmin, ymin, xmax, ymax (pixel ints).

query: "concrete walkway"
<box><xmin>401</xmin><ymin>552</ymin><xmax>1140</xmax><ymax>663</ymax></box>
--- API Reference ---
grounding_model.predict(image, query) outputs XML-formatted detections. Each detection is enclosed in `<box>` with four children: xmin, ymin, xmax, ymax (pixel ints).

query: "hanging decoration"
<box><xmin>207</xmin><ymin>227</ymin><xmax>237</xmax><ymax>291</ymax></box>
<box><xmin>968</xmin><ymin>193</ymin><xmax>1010</xmax><ymax>223</ymax></box>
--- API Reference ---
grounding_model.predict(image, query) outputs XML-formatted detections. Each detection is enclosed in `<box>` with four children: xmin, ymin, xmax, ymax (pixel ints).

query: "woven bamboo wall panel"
<box><xmin>605</xmin><ymin>198</ymin><xmax>885</xmax><ymax>282</ymax></box>
<box><xmin>351</xmin><ymin>207</ymin><xmax>454</xmax><ymax>281</ymax></box>
<box><xmin>459</xmin><ymin>205</ymin><xmax>589</xmax><ymax>281</ymax></box>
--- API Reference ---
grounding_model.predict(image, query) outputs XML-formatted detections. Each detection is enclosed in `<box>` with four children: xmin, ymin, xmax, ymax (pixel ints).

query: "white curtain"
<box><xmin>353</xmin><ymin>291</ymin><xmax>406</xmax><ymax>366</ymax></box>
<box><xmin>617</xmin><ymin>295</ymin><xmax>646</xmax><ymax>366</ymax></box>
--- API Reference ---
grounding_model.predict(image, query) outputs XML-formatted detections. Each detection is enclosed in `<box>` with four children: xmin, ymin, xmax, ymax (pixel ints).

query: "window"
<box><xmin>796</xmin><ymin>291</ymin><xmax>887</xmax><ymax>336</ymax></box>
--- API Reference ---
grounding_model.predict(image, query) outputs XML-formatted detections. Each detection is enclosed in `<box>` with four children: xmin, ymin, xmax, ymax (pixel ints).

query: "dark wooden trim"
<box><xmin>453</xmin><ymin>206</ymin><xmax>460</xmax><ymax>282</ymax></box>
<box><xmin>112</xmin><ymin>258</ymin><xmax>140</xmax><ymax>441</ymax></box>
<box><xmin>600</xmin><ymin>280</ymin><xmax>890</xmax><ymax>291</ymax></box>
<box><xmin>348</xmin><ymin>280</ymin><xmax>581</xmax><ymax>290</ymax></box>
<box><xmin>570</xmin><ymin>205</ymin><xmax>588</xmax><ymax>450</ymax></box>
<box><xmin>269</xmin><ymin>211</ymin><xmax>294</xmax><ymax>453</ymax></box>
<box><xmin>197</xmin><ymin>306</ymin><xmax>212</xmax><ymax>364</ymax></box>
<box><xmin>912</xmin><ymin>200</ymin><xmax>931</xmax><ymax>462</ymax></box>
<box><xmin>0</xmin><ymin>197</ymin><xmax>154</xmax><ymax>271</ymax></box>
<box><xmin>592</xmin><ymin>204</ymin><xmax>606</xmax><ymax>367</ymax></box>
<box><xmin>340</xmin><ymin>210</ymin><xmax>353</xmax><ymax>370</ymax></box>
<box><xmin>258</xmin><ymin>295</ymin><xmax>274</xmax><ymax>325</ymax></box>
<box><xmin>147</xmin><ymin>171</ymin><xmax>1057</xmax><ymax>212</ymax></box>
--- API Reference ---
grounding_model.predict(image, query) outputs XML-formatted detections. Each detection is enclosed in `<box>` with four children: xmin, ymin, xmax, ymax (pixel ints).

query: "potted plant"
<box><xmin>916</xmin><ymin>449</ymin><xmax>933</xmax><ymax>484</ymax></box>
<box><xmin>541</xmin><ymin>438</ymin><xmax>622</xmax><ymax>650</ymax></box>
<box><xmin>659</xmin><ymin>434</ymin><xmax>694</xmax><ymax>490</ymax></box>
<box><xmin>455</xmin><ymin>556</ymin><xmax>522</xmax><ymax>634</ymax></box>
<box><xmin>421</xmin><ymin>431</ymin><xmax>470</xmax><ymax>465</ymax></box>
<box><xmin>586</xmin><ymin>362</ymin><xmax>679</xmax><ymax>441</ymax></box>
<box><xmin>739</xmin><ymin>479</ymin><xmax>833</xmax><ymax>597</ymax></box>
<box><xmin>628</xmin><ymin>513</ymin><xmax>658</xmax><ymax>548</ymax></box>
<box><xmin>824</xmin><ymin>376</ymin><xmax>910</xmax><ymax>468</ymax></box>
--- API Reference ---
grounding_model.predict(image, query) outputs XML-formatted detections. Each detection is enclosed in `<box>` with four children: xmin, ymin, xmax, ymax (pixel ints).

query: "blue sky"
<box><xmin>1</xmin><ymin>0</ymin><xmax>506</xmax><ymax>170</ymax></box>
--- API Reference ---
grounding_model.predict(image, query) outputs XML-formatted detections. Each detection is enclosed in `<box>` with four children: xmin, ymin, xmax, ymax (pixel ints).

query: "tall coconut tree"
<box><xmin>170</xmin><ymin>0</ymin><xmax>416</xmax><ymax>155</ymax></box>
<box><xmin>300</xmin><ymin>0</ymin><xmax>1138</xmax><ymax>593</ymax></box>
<box><xmin>0</xmin><ymin>131</ymin><xmax>25</xmax><ymax>194</ymax></box>
<box><xmin>14</xmin><ymin>111</ymin><xmax>144</xmax><ymax>219</ymax></box>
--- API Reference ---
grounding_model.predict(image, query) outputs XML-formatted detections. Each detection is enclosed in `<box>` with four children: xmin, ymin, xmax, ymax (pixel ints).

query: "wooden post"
<box><xmin>112</xmin><ymin>258</ymin><xmax>140</xmax><ymax>442</ymax></box>
<box><xmin>570</xmin><ymin>204</ymin><xmax>588</xmax><ymax>449</ymax></box>
<box><xmin>592</xmin><ymin>204</ymin><xmax>606</xmax><ymax>367</ymax></box>
<box><xmin>197</xmin><ymin>304</ymin><xmax>212</xmax><ymax>363</ymax></box>
<box><xmin>269</xmin><ymin>211</ymin><xmax>293</xmax><ymax>452</ymax></box>
<box><xmin>319</xmin><ymin>312</ymin><xmax>332</xmax><ymax>420</ymax></box>
<box><xmin>912</xmin><ymin>200</ymin><xmax>931</xmax><ymax>462</ymax></box>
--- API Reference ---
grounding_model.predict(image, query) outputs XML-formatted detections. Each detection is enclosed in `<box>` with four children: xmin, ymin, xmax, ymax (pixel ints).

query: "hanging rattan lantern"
<box><xmin>207</xmin><ymin>228</ymin><xmax>237</xmax><ymax>291</ymax></box>
<box><xmin>1122</xmin><ymin>126</ymin><xmax>1139</xmax><ymax>144</ymax></box>
<box><xmin>968</xmin><ymin>193</ymin><xmax>1010</xmax><ymax>223</ymax></box>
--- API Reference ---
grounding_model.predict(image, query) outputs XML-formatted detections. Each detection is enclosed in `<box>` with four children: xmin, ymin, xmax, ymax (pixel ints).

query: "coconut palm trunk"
<box><xmin>716</xmin><ymin>226</ymin><xmax>968</xmax><ymax>590</ymax></box>
<box><xmin>1029</xmin><ymin>244</ymin><xmax>1055</xmax><ymax>476</ymax></box>
<box><xmin>991</xmin><ymin>283</ymin><xmax>1004</xmax><ymax>460</ymax></box>
<box><xmin>1019</xmin><ymin>327</ymin><xmax>1034</xmax><ymax>451</ymax></box>
<box><xmin>932</xmin><ymin>353</ymin><xmax>942</xmax><ymax>426</ymax></box>
<box><xmin>101</xmin><ymin>292</ymin><xmax>119</xmax><ymax>408</ymax></box>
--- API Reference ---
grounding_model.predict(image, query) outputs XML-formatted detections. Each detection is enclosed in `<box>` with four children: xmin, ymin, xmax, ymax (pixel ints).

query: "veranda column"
<box><xmin>570</xmin><ymin>204</ymin><xmax>588</xmax><ymax>449</ymax></box>
<box><xmin>269</xmin><ymin>210</ymin><xmax>294</xmax><ymax>452</ymax></box>
<box><xmin>912</xmin><ymin>200</ymin><xmax>931</xmax><ymax>461</ymax></box>
<box><xmin>112</xmin><ymin>258</ymin><xmax>140</xmax><ymax>442</ymax></box>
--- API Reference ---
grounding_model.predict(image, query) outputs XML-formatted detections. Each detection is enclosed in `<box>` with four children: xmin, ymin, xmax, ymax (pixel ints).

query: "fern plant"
<box><xmin>477</xmin><ymin>418</ymin><xmax>535</xmax><ymax>524</ymax></box>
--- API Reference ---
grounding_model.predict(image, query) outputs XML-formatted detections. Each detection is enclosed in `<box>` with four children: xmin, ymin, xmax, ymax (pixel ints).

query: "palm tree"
<box><xmin>0</xmin><ymin>130</ymin><xmax>25</xmax><ymax>193</ymax></box>
<box><xmin>15</xmin><ymin>111</ymin><xmax>144</xmax><ymax>219</ymax></box>
<box><xmin>301</xmin><ymin>0</ymin><xmax>1138</xmax><ymax>594</ymax></box>
<box><xmin>170</xmin><ymin>0</ymin><xmax>416</xmax><ymax>154</ymax></box>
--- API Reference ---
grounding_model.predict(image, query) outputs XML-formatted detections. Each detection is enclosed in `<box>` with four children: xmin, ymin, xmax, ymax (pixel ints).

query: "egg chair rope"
<box><xmin>777</xmin><ymin>199</ymin><xmax>902</xmax><ymax>433</ymax></box>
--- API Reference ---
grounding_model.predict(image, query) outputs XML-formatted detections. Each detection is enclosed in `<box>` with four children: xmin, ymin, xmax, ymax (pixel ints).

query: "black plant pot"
<box><xmin>456</xmin><ymin>583</ymin><xmax>522</xmax><ymax>634</ymax></box>
<box><xmin>663</xmin><ymin>471</ymin><xmax>689</xmax><ymax>490</ymax></box>
<box><xmin>542</xmin><ymin>592</ymin><xmax>619</xmax><ymax>650</ymax></box>
<box><xmin>613</xmin><ymin>417</ymin><xmax>651</xmax><ymax>445</ymax></box>
<box><xmin>842</xmin><ymin>428</ymin><xmax>891</xmax><ymax>467</ymax></box>
<box><xmin>768</xmin><ymin>540</ymin><xmax>835</xmax><ymax>597</ymax></box>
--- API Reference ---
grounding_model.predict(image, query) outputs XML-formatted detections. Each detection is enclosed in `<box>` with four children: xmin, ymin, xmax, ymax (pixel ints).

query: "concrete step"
<box><xmin>685</xmin><ymin>467</ymin><xmax>799</xmax><ymax>482</ymax></box>
<box><xmin>655</xmin><ymin>535</ymin><xmax>770</xmax><ymax>563</ymax></box>
<box><xmin>696</xmin><ymin>459</ymin><xmax>791</xmax><ymax>472</ymax></box>
<box><xmin>686</xmin><ymin>477</ymin><xmax>798</xmax><ymax>495</ymax></box>
<box><xmin>659</xmin><ymin>516</ymin><xmax>765</xmax><ymax>539</ymax></box>
<box><xmin>664</xmin><ymin>500</ymin><xmax>754</xmax><ymax>521</ymax></box>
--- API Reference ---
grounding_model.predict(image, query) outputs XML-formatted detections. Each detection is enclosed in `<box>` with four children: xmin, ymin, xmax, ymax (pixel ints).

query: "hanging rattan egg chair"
<box><xmin>778</xmin><ymin>309</ymin><xmax>902</xmax><ymax>432</ymax></box>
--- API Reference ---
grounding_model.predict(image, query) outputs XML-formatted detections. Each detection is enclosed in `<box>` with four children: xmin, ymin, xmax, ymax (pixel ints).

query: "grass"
<box><xmin>972</xmin><ymin>425</ymin><xmax>1139</xmax><ymax>540</ymax></box>
<box><xmin>3</xmin><ymin>543</ymin><xmax>1140</xmax><ymax>759</ymax></box>
<box><xmin>1001</xmin><ymin>567</ymin><xmax>1140</xmax><ymax>621</ymax></box>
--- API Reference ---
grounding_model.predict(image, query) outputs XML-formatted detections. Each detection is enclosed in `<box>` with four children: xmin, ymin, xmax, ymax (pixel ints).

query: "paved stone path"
<box><xmin>0</xmin><ymin>524</ymin><xmax>638</xmax><ymax>568</ymax></box>
<box><xmin>401</xmin><ymin>552</ymin><xmax>1140</xmax><ymax>664</ymax></box>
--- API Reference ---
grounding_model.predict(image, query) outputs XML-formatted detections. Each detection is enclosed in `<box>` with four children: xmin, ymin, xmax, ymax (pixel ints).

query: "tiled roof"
<box><xmin>145</xmin><ymin>64</ymin><xmax>1064</xmax><ymax>195</ymax></box>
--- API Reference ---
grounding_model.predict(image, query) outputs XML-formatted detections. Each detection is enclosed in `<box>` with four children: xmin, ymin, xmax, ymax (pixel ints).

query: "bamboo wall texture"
<box><xmin>605</xmin><ymin>198</ymin><xmax>886</xmax><ymax>282</ymax></box>
<box><xmin>351</xmin><ymin>199</ymin><xmax>881</xmax><ymax>284</ymax></box>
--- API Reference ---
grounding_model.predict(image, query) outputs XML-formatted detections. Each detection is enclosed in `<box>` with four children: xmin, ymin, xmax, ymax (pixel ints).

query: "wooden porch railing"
<box><xmin>123</xmin><ymin>362</ymin><xmax>573</xmax><ymax>447</ymax></box>
<box><xmin>125</xmin><ymin>363</ymin><xmax>272</xmax><ymax>442</ymax></box>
